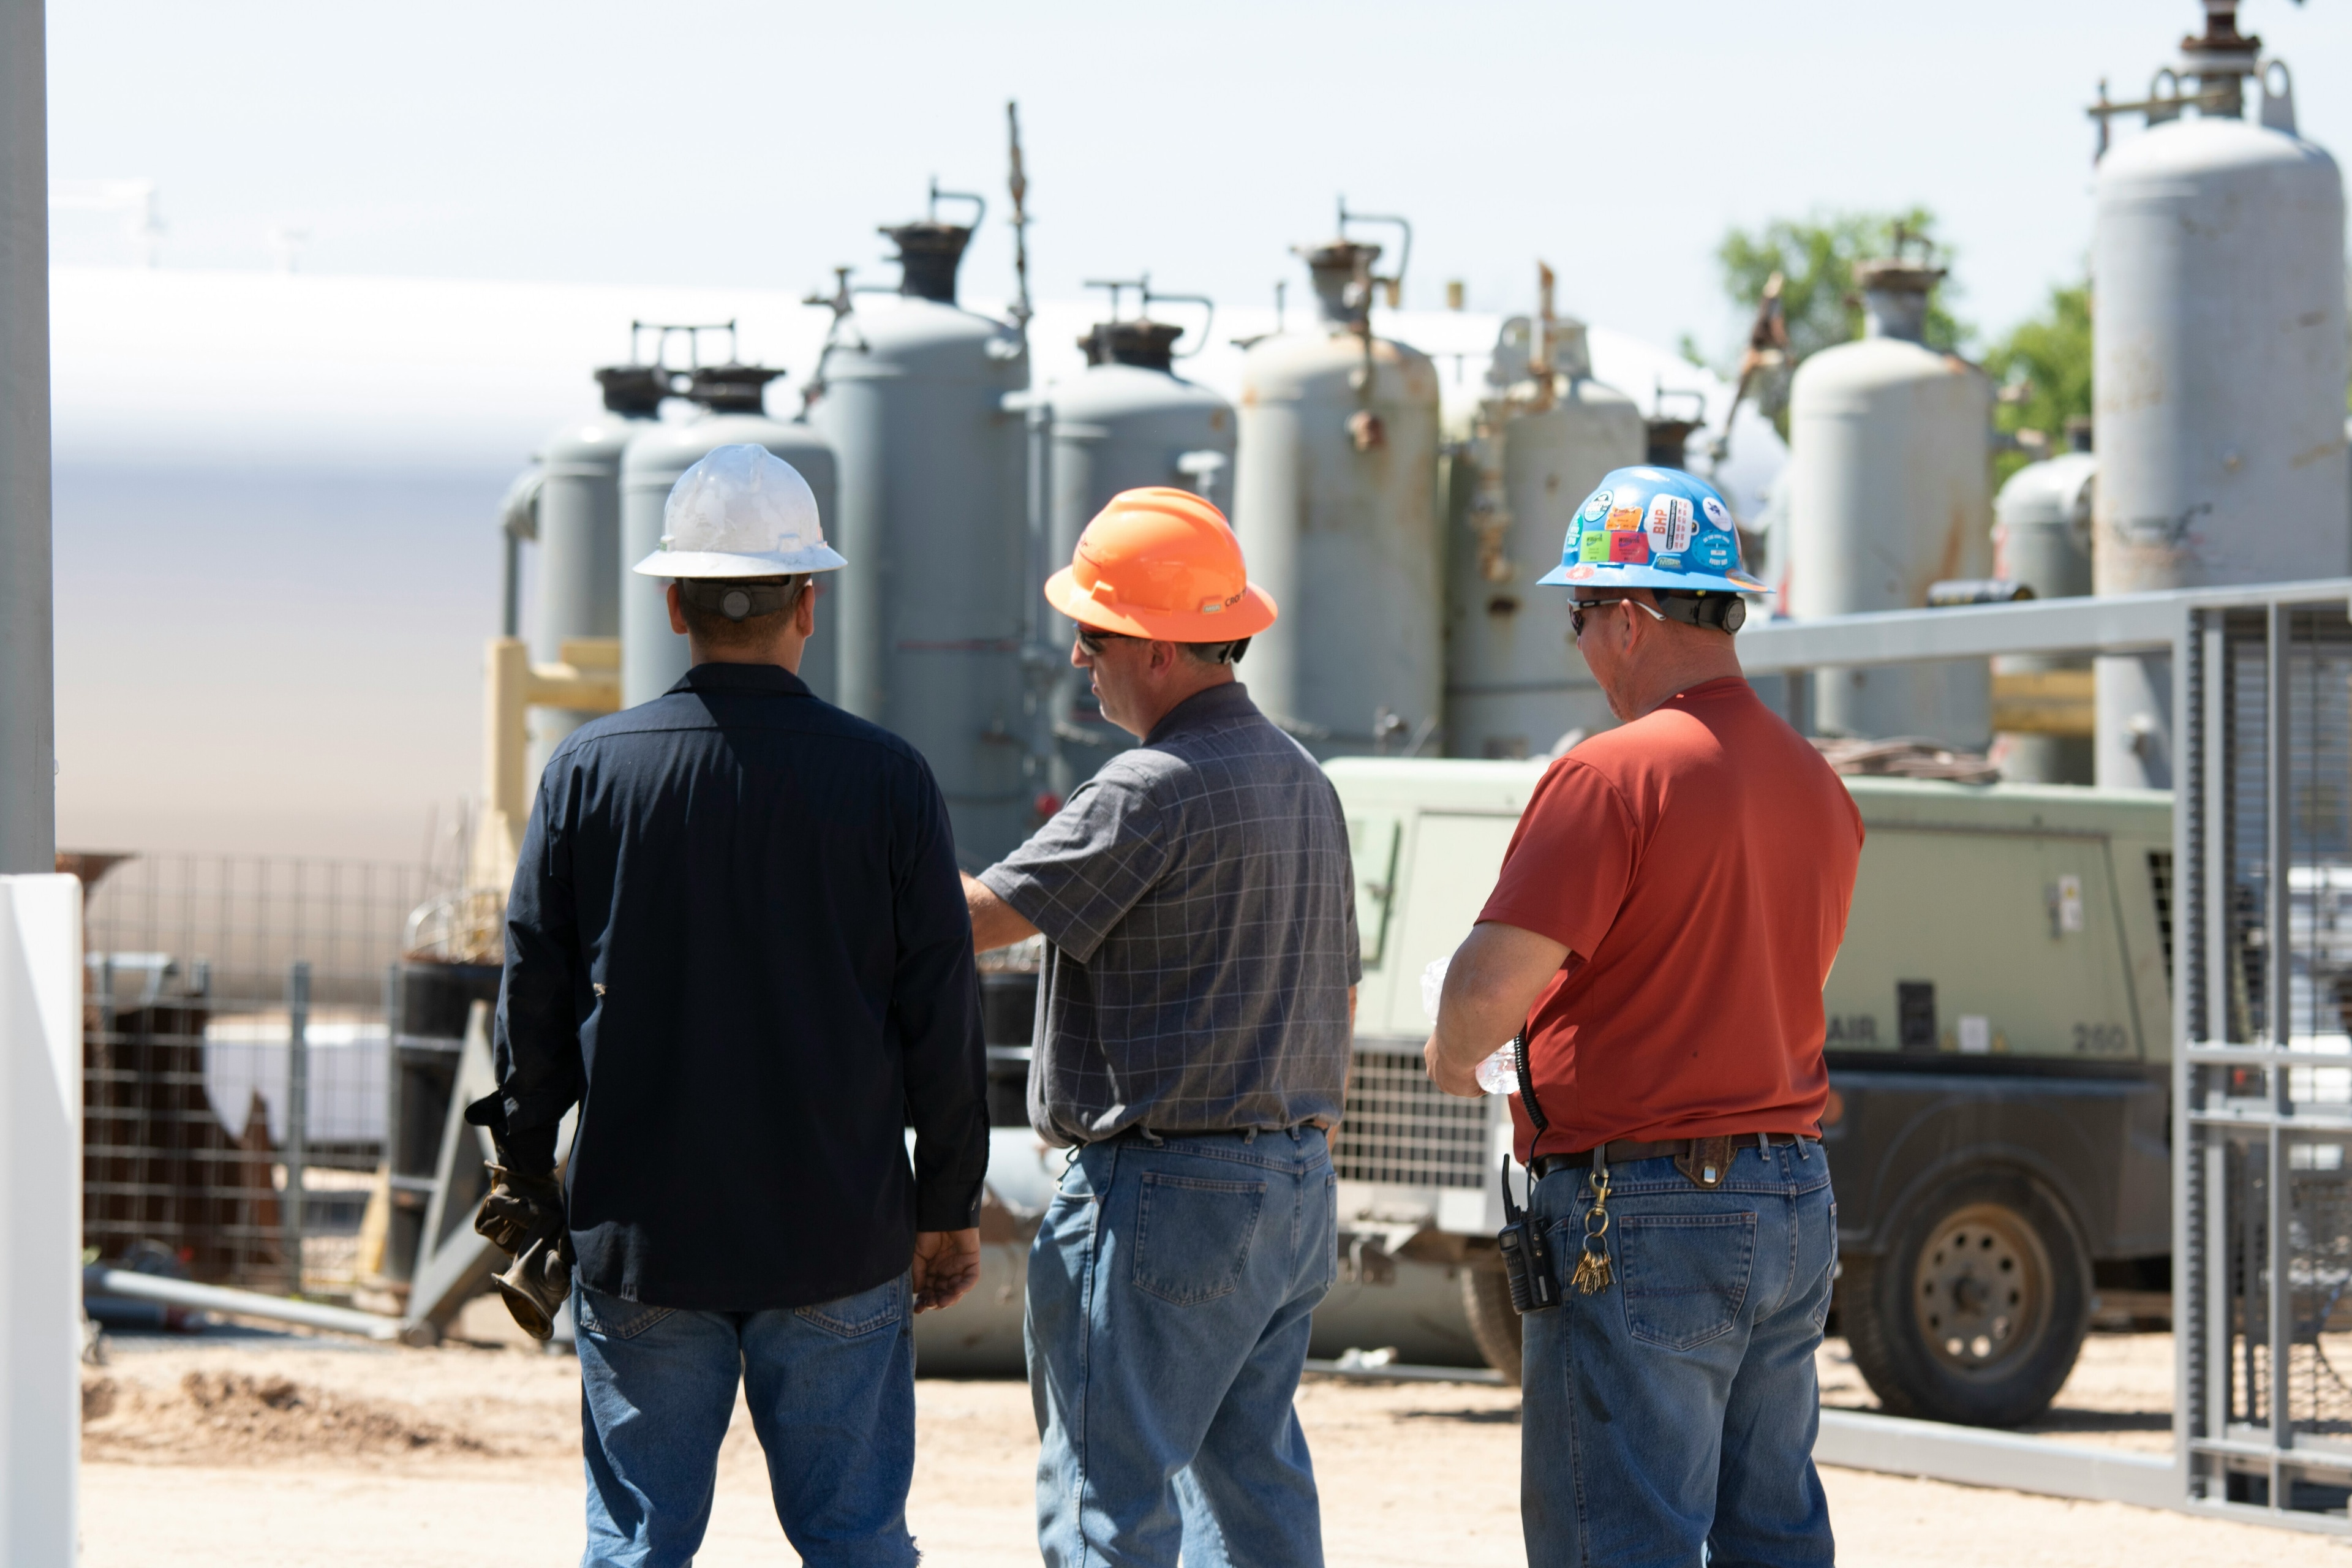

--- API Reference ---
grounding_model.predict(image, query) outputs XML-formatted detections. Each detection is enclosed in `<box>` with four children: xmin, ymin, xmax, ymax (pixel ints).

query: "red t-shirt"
<box><xmin>1478</xmin><ymin>676</ymin><xmax>1863</xmax><ymax>1161</ymax></box>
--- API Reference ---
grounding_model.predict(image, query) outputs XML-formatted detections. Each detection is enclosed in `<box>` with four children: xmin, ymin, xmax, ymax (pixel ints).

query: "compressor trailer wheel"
<box><xmin>1842</xmin><ymin>1169</ymin><xmax>2090</xmax><ymax>1428</ymax></box>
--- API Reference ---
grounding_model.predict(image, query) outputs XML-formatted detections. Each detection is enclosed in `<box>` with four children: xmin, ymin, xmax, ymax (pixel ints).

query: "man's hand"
<box><xmin>475</xmin><ymin>1166</ymin><xmax>564</xmax><ymax>1256</ymax></box>
<box><xmin>910</xmin><ymin>1228</ymin><xmax>982</xmax><ymax>1313</ymax></box>
<box><xmin>1424</xmin><ymin>1038</ymin><xmax>1484</xmax><ymax>1099</ymax></box>
<box><xmin>1423</xmin><ymin>922</ymin><xmax>1572</xmax><ymax>1100</ymax></box>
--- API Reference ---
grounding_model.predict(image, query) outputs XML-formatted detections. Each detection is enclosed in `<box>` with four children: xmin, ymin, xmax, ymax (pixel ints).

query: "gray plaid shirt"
<box><xmin>978</xmin><ymin>682</ymin><xmax>1361</xmax><ymax>1147</ymax></box>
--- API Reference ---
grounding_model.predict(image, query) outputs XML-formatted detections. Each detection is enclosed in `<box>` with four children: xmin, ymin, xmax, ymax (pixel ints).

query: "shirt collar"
<box><xmin>1145</xmin><ymin>680</ymin><xmax>1258</xmax><ymax>745</ymax></box>
<box><xmin>672</xmin><ymin>662</ymin><xmax>815</xmax><ymax>699</ymax></box>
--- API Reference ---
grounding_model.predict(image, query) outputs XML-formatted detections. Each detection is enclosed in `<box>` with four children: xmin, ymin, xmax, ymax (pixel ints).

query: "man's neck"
<box><xmin>1624</xmin><ymin>644</ymin><xmax>1743</xmax><ymax>719</ymax></box>
<box><xmin>1131</xmin><ymin>668</ymin><xmax>1235</xmax><ymax>738</ymax></box>
<box><xmin>688</xmin><ymin>639</ymin><xmax>805</xmax><ymax>674</ymax></box>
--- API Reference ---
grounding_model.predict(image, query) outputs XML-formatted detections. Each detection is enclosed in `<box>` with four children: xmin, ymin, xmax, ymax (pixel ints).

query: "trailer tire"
<box><xmin>1842</xmin><ymin>1167</ymin><xmax>2090</xmax><ymax>1428</ymax></box>
<box><xmin>1462</xmin><ymin>1256</ymin><xmax>1523</xmax><ymax>1385</ymax></box>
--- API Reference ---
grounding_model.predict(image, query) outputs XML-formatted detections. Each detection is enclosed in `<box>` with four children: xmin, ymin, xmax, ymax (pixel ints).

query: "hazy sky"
<box><xmin>48</xmin><ymin>0</ymin><xmax>2352</xmax><ymax>361</ymax></box>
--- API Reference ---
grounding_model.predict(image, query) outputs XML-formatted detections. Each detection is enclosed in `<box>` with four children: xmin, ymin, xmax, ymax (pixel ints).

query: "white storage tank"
<box><xmin>809</xmin><ymin>204</ymin><xmax>1031</xmax><ymax>865</ymax></box>
<box><xmin>1991</xmin><ymin>439</ymin><xmax>2098</xmax><ymax>784</ymax></box>
<box><xmin>1786</xmin><ymin>248</ymin><xmax>1994</xmax><ymax>748</ymax></box>
<box><xmin>528</xmin><ymin>364</ymin><xmax>664</xmax><ymax>777</ymax></box>
<box><xmin>2092</xmin><ymin>106</ymin><xmax>2348</xmax><ymax>788</ymax></box>
<box><xmin>1232</xmin><ymin>232</ymin><xmax>1442</xmax><ymax>756</ymax></box>
<box><xmin>1445</xmin><ymin>309</ymin><xmax>1643</xmax><ymax>760</ymax></box>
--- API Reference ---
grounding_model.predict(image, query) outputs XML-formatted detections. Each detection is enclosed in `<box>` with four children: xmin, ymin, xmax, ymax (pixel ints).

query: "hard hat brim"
<box><xmin>1536</xmin><ymin>562</ymin><xmax>1763</xmax><ymax>594</ymax></box>
<box><xmin>631</xmin><ymin>545</ymin><xmax>847</xmax><ymax>578</ymax></box>
<box><xmin>1043</xmin><ymin>565</ymin><xmax>1278</xmax><ymax>641</ymax></box>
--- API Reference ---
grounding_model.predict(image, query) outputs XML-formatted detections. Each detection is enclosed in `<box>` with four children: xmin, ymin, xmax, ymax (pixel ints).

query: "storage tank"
<box><xmin>1786</xmin><ymin>247</ymin><xmax>1994</xmax><ymax>747</ymax></box>
<box><xmin>2091</xmin><ymin>74</ymin><xmax>2348</xmax><ymax>788</ymax></box>
<box><xmin>1232</xmin><ymin>229</ymin><xmax>1442</xmax><ymax>756</ymax></box>
<box><xmin>1044</xmin><ymin>303</ymin><xmax>1237</xmax><ymax>797</ymax></box>
<box><xmin>528</xmin><ymin>365</ymin><xmax>665</xmax><ymax>778</ymax></box>
<box><xmin>809</xmin><ymin>202</ymin><xmax>1031</xmax><ymax>866</ymax></box>
<box><xmin>1991</xmin><ymin>435</ymin><xmax>2098</xmax><ymax>783</ymax></box>
<box><xmin>1446</xmin><ymin>304</ymin><xmax>1643</xmax><ymax>760</ymax></box>
<box><xmin>618</xmin><ymin>364</ymin><xmax>840</xmax><ymax>707</ymax></box>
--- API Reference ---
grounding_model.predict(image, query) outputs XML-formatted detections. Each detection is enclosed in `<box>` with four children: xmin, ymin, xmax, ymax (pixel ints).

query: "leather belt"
<box><xmin>1532</xmin><ymin>1133</ymin><xmax>1813</xmax><ymax>1183</ymax></box>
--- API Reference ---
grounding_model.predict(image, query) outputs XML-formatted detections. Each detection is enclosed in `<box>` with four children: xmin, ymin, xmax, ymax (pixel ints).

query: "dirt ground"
<box><xmin>78</xmin><ymin>1306</ymin><xmax>2345</xmax><ymax>1567</ymax></box>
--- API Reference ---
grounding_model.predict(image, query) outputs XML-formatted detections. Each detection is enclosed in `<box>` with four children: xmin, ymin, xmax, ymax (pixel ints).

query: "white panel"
<box><xmin>0</xmin><ymin>873</ymin><xmax>82</xmax><ymax>1564</ymax></box>
<box><xmin>1380</xmin><ymin>812</ymin><xmax>1522</xmax><ymax>1038</ymax></box>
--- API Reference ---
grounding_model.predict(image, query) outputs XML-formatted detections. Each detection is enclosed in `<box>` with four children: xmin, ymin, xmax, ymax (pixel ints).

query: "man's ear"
<box><xmin>666</xmin><ymin>581</ymin><xmax>688</xmax><ymax>636</ymax></box>
<box><xmin>1149</xmin><ymin>639</ymin><xmax>1180</xmax><ymax>674</ymax></box>
<box><xmin>795</xmin><ymin>579</ymin><xmax>816</xmax><ymax>637</ymax></box>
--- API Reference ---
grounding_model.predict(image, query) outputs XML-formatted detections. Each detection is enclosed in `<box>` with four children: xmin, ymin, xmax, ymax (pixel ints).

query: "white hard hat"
<box><xmin>630</xmin><ymin>443</ymin><xmax>847</xmax><ymax>579</ymax></box>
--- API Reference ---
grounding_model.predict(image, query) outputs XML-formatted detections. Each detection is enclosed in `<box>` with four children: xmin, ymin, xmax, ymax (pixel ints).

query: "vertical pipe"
<box><xmin>0</xmin><ymin>0</ymin><xmax>55</xmax><ymax>875</ymax></box>
<box><xmin>2264</xmin><ymin>604</ymin><xmax>2291</xmax><ymax>1479</ymax></box>
<box><xmin>2200</xmin><ymin>620</ymin><xmax>2233</xmax><ymax>1456</ymax></box>
<box><xmin>285</xmin><ymin>960</ymin><xmax>311</xmax><ymax>1294</ymax></box>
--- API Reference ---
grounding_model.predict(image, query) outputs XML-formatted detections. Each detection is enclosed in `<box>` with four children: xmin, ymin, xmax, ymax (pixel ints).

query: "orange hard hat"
<box><xmin>1042</xmin><ymin>488</ymin><xmax>1278</xmax><ymax>641</ymax></box>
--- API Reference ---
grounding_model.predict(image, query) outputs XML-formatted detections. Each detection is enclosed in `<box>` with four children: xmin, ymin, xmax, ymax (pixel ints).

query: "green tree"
<box><xmin>1983</xmin><ymin>281</ymin><xmax>2092</xmax><ymax>487</ymax></box>
<box><xmin>1708</xmin><ymin>207</ymin><xmax>1970</xmax><ymax>438</ymax></box>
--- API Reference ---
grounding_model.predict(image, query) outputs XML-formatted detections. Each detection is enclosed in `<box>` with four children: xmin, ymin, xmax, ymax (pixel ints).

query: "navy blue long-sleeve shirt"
<box><xmin>491</xmin><ymin>660</ymin><xmax>989</xmax><ymax>1311</ymax></box>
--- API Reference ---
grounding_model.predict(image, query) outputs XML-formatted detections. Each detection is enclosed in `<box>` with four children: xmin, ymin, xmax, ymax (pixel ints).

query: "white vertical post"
<box><xmin>0</xmin><ymin>0</ymin><xmax>55</xmax><ymax>876</ymax></box>
<box><xmin>284</xmin><ymin>961</ymin><xmax>310</xmax><ymax>1293</ymax></box>
<box><xmin>0</xmin><ymin>875</ymin><xmax>84</xmax><ymax>1563</ymax></box>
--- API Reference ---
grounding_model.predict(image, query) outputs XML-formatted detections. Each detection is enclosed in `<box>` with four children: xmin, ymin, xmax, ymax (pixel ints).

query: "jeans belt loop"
<box><xmin>1138</xmin><ymin>1128</ymin><xmax>1164</xmax><ymax>1147</ymax></box>
<box><xmin>1243</xmin><ymin>1127</ymin><xmax>1259</xmax><ymax>1144</ymax></box>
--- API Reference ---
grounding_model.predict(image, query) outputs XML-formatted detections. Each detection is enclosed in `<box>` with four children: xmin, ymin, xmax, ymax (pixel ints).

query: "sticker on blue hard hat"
<box><xmin>1645</xmin><ymin>495</ymin><xmax>1695</xmax><ymax>554</ymax></box>
<box><xmin>1580</xmin><ymin>489</ymin><xmax>1613</xmax><ymax>523</ymax></box>
<box><xmin>1566</xmin><ymin>564</ymin><xmax>1597</xmax><ymax>581</ymax></box>
<box><xmin>1579</xmin><ymin>531</ymin><xmax>1609</xmax><ymax>564</ymax></box>
<box><xmin>1608</xmin><ymin>532</ymin><xmax>1650</xmax><ymax>565</ymax></box>
<box><xmin>1607</xmin><ymin>503</ymin><xmax>1644</xmax><ymax>532</ymax></box>
<box><xmin>1694</xmin><ymin>532</ymin><xmax>1735</xmax><ymax>570</ymax></box>
<box><xmin>1654</xmin><ymin>554</ymin><xmax>1684</xmax><ymax>572</ymax></box>
<box><xmin>1701</xmin><ymin>496</ymin><xmax>1730</xmax><ymax>529</ymax></box>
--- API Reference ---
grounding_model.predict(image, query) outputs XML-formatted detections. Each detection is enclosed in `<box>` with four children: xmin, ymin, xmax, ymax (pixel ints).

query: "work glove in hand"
<box><xmin>475</xmin><ymin>1165</ymin><xmax>565</xmax><ymax>1257</ymax></box>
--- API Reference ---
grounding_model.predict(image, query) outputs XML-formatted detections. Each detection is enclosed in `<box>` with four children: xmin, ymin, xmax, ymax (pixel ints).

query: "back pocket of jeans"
<box><xmin>575</xmin><ymin>1284</ymin><xmax>674</xmax><ymax>1341</ymax></box>
<box><xmin>1132</xmin><ymin>1174</ymin><xmax>1265</xmax><ymax>1306</ymax></box>
<box><xmin>796</xmin><ymin>1274</ymin><xmax>906</xmax><ymax>1338</ymax></box>
<box><xmin>1615</xmin><ymin>1212</ymin><xmax>1757</xmax><ymax>1351</ymax></box>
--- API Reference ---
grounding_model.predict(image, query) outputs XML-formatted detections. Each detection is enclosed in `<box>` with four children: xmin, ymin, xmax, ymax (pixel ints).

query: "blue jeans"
<box><xmin>573</xmin><ymin>1275</ymin><xmax>918</xmax><ymax>1568</ymax></box>
<box><xmin>1027</xmin><ymin>1127</ymin><xmax>1337</xmax><ymax>1568</ymax></box>
<box><xmin>1521</xmin><ymin>1142</ymin><xmax>1837</xmax><ymax>1568</ymax></box>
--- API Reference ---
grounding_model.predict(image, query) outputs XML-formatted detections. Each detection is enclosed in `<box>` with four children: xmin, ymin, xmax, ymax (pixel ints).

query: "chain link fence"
<box><xmin>78</xmin><ymin>853</ymin><xmax>437</xmax><ymax>1301</ymax></box>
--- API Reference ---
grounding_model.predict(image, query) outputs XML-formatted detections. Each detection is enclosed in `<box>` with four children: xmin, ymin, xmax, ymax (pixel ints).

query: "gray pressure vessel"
<box><xmin>618</xmin><ymin>364</ymin><xmax>840</xmax><ymax>708</ymax></box>
<box><xmin>809</xmin><ymin>217</ymin><xmax>1030</xmax><ymax>867</ymax></box>
<box><xmin>527</xmin><ymin>366</ymin><xmax>665</xmax><ymax>779</ymax></box>
<box><xmin>1445</xmin><ymin>315</ymin><xmax>1643</xmax><ymax>760</ymax></box>
<box><xmin>1232</xmin><ymin>240</ymin><xmax>1442</xmax><ymax>756</ymax></box>
<box><xmin>2091</xmin><ymin>111</ymin><xmax>2348</xmax><ymax>788</ymax></box>
<box><xmin>1786</xmin><ymin>255</ymin><xmax>1994</xmax><ymax>749</ymax></box>
<box><xmin>1044</xmin><ymin>317</ymin><xmax>1237</xmax><ymax>797</ymax></box>
<box><xmin>1992</xmin><ymin>443</ymin><xmax>2097</xmax><ymax>784</ymax></box>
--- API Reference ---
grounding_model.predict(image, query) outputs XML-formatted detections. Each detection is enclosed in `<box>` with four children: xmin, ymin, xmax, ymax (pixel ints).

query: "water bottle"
<box><xmin>1422</xmin><ymin>955</ymin><xmax>1519</xmax><ymax>1096</ymax></box>
<box><xmin>1474</xmin><ymin>1042</ymin><xmax>1519</xmax><ymax>1096</ymax></box>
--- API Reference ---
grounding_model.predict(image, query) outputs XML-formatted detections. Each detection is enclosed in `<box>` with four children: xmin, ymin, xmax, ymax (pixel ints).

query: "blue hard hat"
<box><xmin>1535</xmin><ymin>466</ymin><xmax>1763</xmax><ymax>595</ymax></box>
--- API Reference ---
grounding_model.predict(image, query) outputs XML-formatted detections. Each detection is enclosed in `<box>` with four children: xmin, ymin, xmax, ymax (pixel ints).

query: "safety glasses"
<box><xmin>1569</xmin><ymin>596</ymin><xmax>1669</xmax><ymax>639</ymax></box>
<box><xmin>1073</xmin><ymin>625</ymin><xmax>1136</xmax><ymax>656</ymax></box>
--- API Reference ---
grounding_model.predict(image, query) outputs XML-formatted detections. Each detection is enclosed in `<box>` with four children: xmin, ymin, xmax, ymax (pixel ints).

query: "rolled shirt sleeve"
<box><xmin>893</xmin><ymin>761</ymin><xmax>991</xmax><ymax>1232</ymax></box>
<box><xmin>976</xmin><ymin>772</ymin><xmax>1175</xmax><ymax>963</ymax></box>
